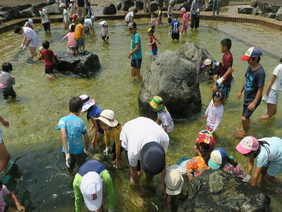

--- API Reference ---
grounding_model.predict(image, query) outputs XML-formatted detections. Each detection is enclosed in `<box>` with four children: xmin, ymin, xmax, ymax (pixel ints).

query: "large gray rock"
<box><xmin>19</xmin><ymin>8</ymin><xmax>33</xmax><ymax>18</ymax></box>
<box><xmin>176</xmin><ymin>41</ymin><xmax>215</xmax><ymax>80</ymax></box>
<box><xmin>150</xmin><ymin>1</ymin><xmax>159</xmax><ymax>12</ymax></box>
<box><xmin>55</xmin><ymin>51</ymin><xmax>101</xmax><ymax>78</ymax></box>
<box><xmin>276</xmin><ymin>7</ymin><xmax>282</xmax><ymax>20</ymax></box>
<box><xmin>103</xmin><ymin>3</ymin><xmax>117</xmax><ymax>14</ymax></box>
<box><xmin>178</xmin><ymin>169</ymin><xmax>271</xmax><ymax>212</ymax></box>
<box><xmin>138</xmin><ymin>50</ymin><xmax>202</xmax><ymax>118</ymax></box>
<box><xmin>135</xmin><ymin>1</ymin><xmax>144</xmax><ymax>10</ymax></box>
<box><xmin>44</xmin><ymin>4</ymin><xmax>61</xmax><ymax>15</ymax></box>
<box><xmin>238</xmin><ymin>6</ymin><xmax>254</xmax><ymax>14</ymax></box>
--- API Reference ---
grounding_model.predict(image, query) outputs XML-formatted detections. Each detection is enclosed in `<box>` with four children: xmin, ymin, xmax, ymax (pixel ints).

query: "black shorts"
<box><xmin>131</xmin><ymin>58</ymin><xmax>142</xmax><ymax>69</ymax></box>
<box><xmin>42</xmin><ymin>22</ymin><xmax>50</xmax><ymax>31</ymax></box>
<box><xmin>172</xmin><ymin>33</ymin><xmax>179</xmax><ymax>40</ymax></box>
<box><xmin>45</xmin><ymin>67</ymin><xmax>54</xmax><ymax>74</ymax></box>
<box><xmin>124</xmin><ymin>149</ymin><xmax>141</xmax><ymax>171</ymax></box>
<box><xmin>102</xmin><ymin>35</ymin><xmax>109</xmax><ymax>40</ymax></box>
<box><xmin>2</xmin><ymin>87</ymin><xmax>16</xmax><ymax>99</ymax></box>
<box><xmin>168</xmin><ymin>16</ymin><xmax>172</xmax><ymax>24</ymax></box>
<box><xmin>63</xmin><ymin>152</ymin><xmax>87</xmax><ymax>170</ymax></box>
<box><xmin>242</xmin><ymin>102</ymin><xmax>260</xmax><ymax>119</ymax></box>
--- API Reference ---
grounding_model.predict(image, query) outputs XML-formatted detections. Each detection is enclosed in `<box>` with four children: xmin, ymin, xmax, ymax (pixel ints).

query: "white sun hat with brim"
<box><xmin>99</xmin><ymin>20</ymin><xmax>107</xmax><ymax>26</ymax></box>
<box><xmin>80</xmin><ymin>172</ymin><xmax>103</xmax><ymax>211</ymax></box>
<box><xmin>79</xmin><ymin>94</ymin><xmax>95</xmax><ymax>112</ymax></box>
<box><xmin>95</xmin><ymin>109</ymin><xmax>118</xmax><ymax>127</ymax></box>
<box><xmin>165</xmin><ymin>169</ymin><xmax>184</xmax><ymax>196</ymax></box>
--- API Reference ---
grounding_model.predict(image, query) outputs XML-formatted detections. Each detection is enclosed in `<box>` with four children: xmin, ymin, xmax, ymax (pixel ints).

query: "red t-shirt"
<box><xmin>219</xmin><ymin>51</ymin><xmax>233</xmax><ymax>85</ymax></box>
<box><xmin>150</xmin><ymin>35</ymin><xmax>157</xmax><ymax>50</ymax></box>
<box><xmin>41</xmin><ymin>49</ymin><xmax>56</xmax><ymax>69</ymax></box>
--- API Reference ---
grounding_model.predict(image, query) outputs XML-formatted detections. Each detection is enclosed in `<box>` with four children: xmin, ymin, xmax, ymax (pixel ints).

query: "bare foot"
<box><xmin>260</xmin><ymin>114</ymin><xmax>270</xmax><ymax>119</ymax></box>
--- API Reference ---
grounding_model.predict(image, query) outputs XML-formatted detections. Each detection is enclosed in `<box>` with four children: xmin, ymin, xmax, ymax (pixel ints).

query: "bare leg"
<box><xmin>30</xmin><ymin>47</ymin><xmax>37</xmax><ymax>57</ymax></box>
<box><xmin>261</xmin><ymin>104</ymin><xmax>277</xmax><ymax>119</ymax></box>
<box><xmin>134</xmin><ymin>68</ymin><xmax>143</xmax><ymax>81</ymax></box>
<box><xmin>131</xmin><ymin>67</ymin><xmax>136</xmax><ymax>78</ymax></box>
<box><xmin>242</xmin><ymin>116</ymin><xmax>250</xmax><ymax>135</ymax></box>
<box><xmin>0</xmin><ymin>142</ymin><xmax>10</xmax><ymax>173</ymax></box>
<box><xmin>265</xmin><ymin>173</ymin><xmax>282</xmax><ymax>185</ymax></box>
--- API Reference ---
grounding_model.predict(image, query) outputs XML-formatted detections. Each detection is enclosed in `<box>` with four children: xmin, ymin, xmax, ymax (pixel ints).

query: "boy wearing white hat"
<box><xmin>99</xmin><ymin>21</ymin><xmax>109</xmax><ymax>44</ymax></box>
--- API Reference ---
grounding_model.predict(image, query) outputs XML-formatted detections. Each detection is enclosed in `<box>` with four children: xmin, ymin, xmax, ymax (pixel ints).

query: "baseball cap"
<box><xmin>80</xmin><ymin>172</ymin><xmax>103</xmax><ymax>211</ymax></box>
<box><xmin>201</xmin><ymin>59</ymin><xmax>212</xmax><ymax>68</ymax></box>
<box><xmin>128</xmin><ymin>21</ymin><xmax>136</xmax><ymax>29</ymax></box>
<box><xmin>141</xmin><ymin>142</ymin><xmax>165</xmax><ymax>175</ymax></box>
<box><xmin>236</xmin><ymin>136</ymin><xmax>259</xmax><ymax>154</ymax></box>
<box><xmin>240</xmin><ymin>47</ymin><xmax>263</xmax><ymax>61</ymax></box>
<box><xmin>165</xmin><ymin>169</ymin><xmax>184</xmax><ymax>195</ymax></box>
<box><xmin>208</xmin><ymin>148</ymin><xmax>227</xmax><ymax>169</ymax></box>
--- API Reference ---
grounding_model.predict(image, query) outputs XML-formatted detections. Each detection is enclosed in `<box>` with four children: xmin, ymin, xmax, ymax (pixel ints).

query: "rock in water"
<box><xmin>55</xmin><ymin>51</ymin><xmax>101</xmax><ymax>78</ymax></box>
<box><xmin>138</xmin><ymin>50</ymin><xmax>202</xmax><ymax>118</ymax></box>
<box><xmin>178</xmin><ymin>169</ymin><xmax>271</xmax><ymax>212</ymax></box>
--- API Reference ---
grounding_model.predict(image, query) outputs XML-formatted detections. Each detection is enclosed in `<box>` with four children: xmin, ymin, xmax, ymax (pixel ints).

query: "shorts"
<box><xmin>30</xmin><ymin>37</ymin><xmax>40</xmax><ymax>47</ymax></box>
<box><xmin>124</xmin><ymin>149</ymin><xmax>141</xmax><ymax>171</ymax></box>
<box><xmin>102</xmin><ymin>35</ymin><xmax>109</xmax><ymax>41</ymax></box>
<box><xmin>171</xmin><ymin>33</ymin><xmax>179</xmax><ymax>40</ymax></box>
<box><xmin>242</xmin><ymin>103</ymin><xmax>260</xmax><ymax>119</ymax></box>
<box><xmin>168</xmin><ymin>16</ymin><xmax>172</xmax><ymax>24</ymax></box>
<box><xmin>266</xmin><ymin>89</ymin><xmax>280</xmax><ymax>104</ymax></box>
<box><xmin>215</xmin><ymin>82</ymin><xmax>231</xmax><ymax>99</ymax></box>
<box><xmin>266</xmin><ymin>161</ymin><xmax>282</xmax><ymax>176</ymax></box>
<box><xmin>70</xmin><ymin>46</ymin><xmax>78</xmax><ymax>51</ymax></box>
<box><xmin>42</xmin><ymin>22</ymin><xmax>50</xmax><ymax>31</ymax></box>
<box><xmin>131</xmin><ymin>59</ymin><xmax>142</xmax><ymax>69</ymax></box>
<box><xmin>76</xmin><ymin>39</ymin><xmax>84</xmax><ymax>47</ymax></box>
<box><xmin>45</xmin><ymin>67</ymin><xmax>54</xmax><ymax>74</ymax></box>
<box><xmin>63</xmin><ymin>152</ymin><xmax>87</xmax><ymax>170</ymax></box>
<box><xmin>0</xmin><ymin>128</ymin><xmax>3</xmax><ymax>143</ymax></box>
<box><xmin>151</xmin><ymin>48</ymin><xmax>158</xmax><ymax>56</ymax></box>
<box><xmin>181</xmin><ymin>23</ymin><xmax>188</xmax><ymax>31</ymax></box>
<box><xmin>2</xmin><ymin>87</ymin><xmax>16</xmax><ymax>99</ymax></box>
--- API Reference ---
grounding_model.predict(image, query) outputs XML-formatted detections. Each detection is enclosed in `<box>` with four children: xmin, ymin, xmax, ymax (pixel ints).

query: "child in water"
<box><xmin>96</xmin><ymin>110</ymin><xmax>123</xmax><ymax>168</ymax></box>
<box><xmin>0</xmin><ymin>62</ymin><xmax>16</xmax><ymax>99</ymax></box>
<box><xmin>180</xmin><ymin>7</ymin><xmax>190</xmax><ymax>35</ymax></box>
<box><xmin>147</xmin><ymin>28</ymin><xmax>161</xmax><ymax>56</ymax></box>
<box><xmin>150</xmin><ymin>96</ymin><xmax>174</xmax><ymax>134</ymax></box>
<box><xmin>99</xmin><ymin>21</ymin><xmax>109</xmax><ymax>44</ymax></box>
<box><xmin>204</xmin><ymin>90</ymin><xmax>224</xmax><ymax>135</ymax></box>
<box><xmin>40</xmin><ymin>40</ymin><xmax>57</xmax><ymax>79</ymax></box>
<box><xmin>61</xmin><ymin>24</ymin><xmax>78</xmax><ymax>55</ymax></box>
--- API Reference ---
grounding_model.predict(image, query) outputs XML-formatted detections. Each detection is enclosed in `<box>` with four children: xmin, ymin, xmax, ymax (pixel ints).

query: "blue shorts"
<box><xmin>242</xmin><ymin>103</ymin><xmax>260</xmax><ymax>119</ymax></box>
<box><xmin>151</xmin><ymin>48</ymin><xmax>158</xmax><ymax>56</ymax></box>
<box><xmin>76</xmin><ymin>39</ymin><xmax>84</xmax><ymax>47</ymax></box>
<box><xmin>131</xmin><ymin>59</ymin><xmax>142</xmax><ymax>69</ymax></box>
<box><xmin>265</xmin><ymin>161</ymin><xmax>282</xmax><ymax>176</ymax></box>
<box><xmin>215</xmin><ymin>82</ymin><xmax>231</xmax><ymax>99</ymax></box>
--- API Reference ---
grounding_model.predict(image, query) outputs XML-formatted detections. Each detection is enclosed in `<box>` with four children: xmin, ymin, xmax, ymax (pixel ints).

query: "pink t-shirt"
<box><xmin>0</xmin><ymin>185</ymin><xmax>10</xmax><ymax>212</ymax></box>
<box><xmin>62</xmin><ymin>32</ymin><xmax>76</xmax><ymax>47</ymax></box>
<box><xmin>182</xmin><ymin>13</ymin><xmax>189</xmax><ymax>28</ymax></box>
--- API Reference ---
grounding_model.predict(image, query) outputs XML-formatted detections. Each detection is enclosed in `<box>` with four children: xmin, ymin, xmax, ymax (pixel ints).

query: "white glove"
<box><xmin>65</xmin><ymin>153</ymin><xmax>71</xmax><ymax>168</ymax></box>
<box><xmin>216</xmin><ymin>77</ymin><xmax>225</xmax><ymax>84</ymax></box>
<box><xmin>20</xmin><ymin>44</ymin><xmax>26</xmax><ymax>50</ymax></box>
<box><xmin>262</xmin><ymin>95</ymin><xmax>267</xmax><ymax>102</ymax></box>
<box><xmin>242</xmin><ymin>175</ymin><xmax>251</xmax><ymax>182</ymax></box>
<box><xmin>84</xmin><ymin>148</ymin><xmax>89</xmax><ymax>155</ymax></box>
<box><xmin>103</xmin><ymin>146</ymin><xmax>110</xmax><ymax>155</ymax></box>
<box><xmin>196</xmin><ymin>8</ymin><xmax>200</xmax><ymax>13</ymax></box>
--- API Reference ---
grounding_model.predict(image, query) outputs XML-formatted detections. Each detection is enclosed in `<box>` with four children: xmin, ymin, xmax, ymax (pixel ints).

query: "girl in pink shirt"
<box><xmin>61</xmin><ymin>24</ymin><xmax>78</xmax><ymax>55</ymax></box>
<box><xmin>180</xmin><ymin>7</ymin><xmax>190</xmax><ymax>35</ymax></box>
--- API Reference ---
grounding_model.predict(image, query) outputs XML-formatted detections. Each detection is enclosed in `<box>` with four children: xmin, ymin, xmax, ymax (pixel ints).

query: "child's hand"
<box><xmin>148</xmin><ymin>43</ymin><xmax>151</xmax><ymax>46</ymax></box>
<box><xmin>236</xmin><ymin>92</ymin><xmax>242</xmax><ymax>100</ymax></box>
<box><xmin>127</xmin><ymin>52</ymin><xmax>132</xmax><ymax>59</ymax></box>
<box><xmin>248</xmin><ymin>102</ymin><xmax>256</xmax><ymax>111</ymax></box>
<box><xmin>203</xmin><ymin>114</ymin><xmax>207</xmax><ymax>120</ymax></box>
<box><xmin>2</xmin><ymin>120</ymin><xmax>9</xmax><ymax>128</ymax></box>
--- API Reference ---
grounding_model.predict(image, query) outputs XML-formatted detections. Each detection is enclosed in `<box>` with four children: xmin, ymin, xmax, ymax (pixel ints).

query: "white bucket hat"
<box><xmin>80</xmin><ymin>172</ymin><xmax>103</xmax><ymax>211</ymax></box>
<box><xmin>165</xmin><ymin>169</ymin><xmax>184</xmax><ymax>195</ymax></box>
<box><xmin>96</xmin><ymin>109</ymin><xmax>118</xmax><ymax>127</ymax></box>
<box><xmin>79</xmin><ymin>94</ymin><xmax>95</xmax><ymax>112</ymax></box>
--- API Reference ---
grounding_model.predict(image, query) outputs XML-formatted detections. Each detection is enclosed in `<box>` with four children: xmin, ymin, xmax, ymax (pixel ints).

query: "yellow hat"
<box><xmin>147</xmin><ymin>27</ymin><xmax>153</xmax><ymax>32</ymax></box>
<box><xmin>150</xmin><ymin>96</ymin><xmax>166</xmax><ymax>111</ymax></box>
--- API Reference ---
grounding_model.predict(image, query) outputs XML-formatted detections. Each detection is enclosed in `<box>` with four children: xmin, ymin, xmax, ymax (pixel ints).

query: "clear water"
<box><xmin>1</xmin><ymin>19</ymin><xmax>282</xmax><ymax>211</ymax></box>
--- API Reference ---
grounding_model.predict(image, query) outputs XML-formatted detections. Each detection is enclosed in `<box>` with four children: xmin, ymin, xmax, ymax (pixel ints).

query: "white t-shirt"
<box><xmin>23</xmin><ymin>27</ymin><xmax>40</xmax><ymax>47</ymax></box>
<box><xmin>271</xmin><ymin>64</ymin><xmax>282</xmax><ymax>91</ymax></box>
<box><xmin>101</xmin><ymin>27</ymin><xmax>108</xmax><ymax>36</ymax></box>
<box><xmin>205</xmin><ymin>99</ymin><xmax>224</xmax><ymax>132</ymax></box>
<box><xmin>125</xmin><ymin>11</ymin><xmax>134</xmax><ymax>22</ymax></box>
<box><xmin>158</xmin><ymin>109</ymin><xmax>174</xmax><ymax>134</ymax></box>
<box><xmin>0</xmin><ymin>185</ymin><xmax>10</xmax><ymax>212</ymax></box>
<box><xmin>84</xmin><ymin>18</ymin><xmax>93</xmax><ymax>27</ymax></box>
<box><xmin>39</xmin><ymin>8</ymin><xmax>49</xmax><ymax>24</ymax></box>
<box><xmin>63</xmin><ymin>8</ymin><xmax>69</xmax><ymax>23</ymax></box>
<box><xmin>120</xmin><ymin>117</ymin><xmax>169</xmax><ymax>167</ymax></box>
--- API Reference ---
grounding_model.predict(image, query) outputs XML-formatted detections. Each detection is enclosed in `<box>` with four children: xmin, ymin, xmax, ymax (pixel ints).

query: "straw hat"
<box><xmin>96</xmin><ymin>110</ymin><xmax>118</xmax><ymax>127</ymax></box>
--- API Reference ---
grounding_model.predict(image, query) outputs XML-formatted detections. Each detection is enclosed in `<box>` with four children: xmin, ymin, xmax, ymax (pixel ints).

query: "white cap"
<box><xmin>165</xmin><ymin>169</ymin><xmax>184</xmax><ymax>195</ymax></box>
<box><xmin>99</xmin><ymin>20</ymin><xmax>107</xmax><ymax>26</ymax></box>
<box><xmin>80</xmin><ymin>172</ymin><xmax>103</xmax><ymax>211</ymax></box>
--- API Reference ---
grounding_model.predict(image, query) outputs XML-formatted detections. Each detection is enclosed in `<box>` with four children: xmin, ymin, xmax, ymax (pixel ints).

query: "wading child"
<box><xmin>201</xmin><ymin>58</ymin><xmax>221</xmax><ymax>81</ymax></box>
<box><xmin>213</xmin><ymin>38</ymin><xmax>234</xmax><ymax>101</ymax></box>
<box><xmin>99</xmin><ymin>21</ymin><xmax>109</xmax><ymax>44</ymax></box>
<box><xmin>180</xmin><ymin>8</ymin><xmax>189</xmax><ymax>35</ymax></box>
<box><xmin>236</xmin><ymin>47</ymin><xmax>265</xmax><ymax>139</ymax></box>
<box><xmin>128</xmin><ymin>22</ymin><xmax>143</xmax><ymax>81</ymax></box>
<box><xmin>0</xmin><ymin>180</ymin><xmax>25</xmax><ymax>212</ymax></box>
<box><xmin>96</xmin><ymin>110</ymin><xmax>123</xmax><ymax>169</ymax></box>
<box><xmin>147</xmin><ymin>28</ymin><xmax>161</xmax><ymax>56</ymax></box>
<box><xmin>157</xmin><ymin>6</ymin><xmax>163</xmax><ymax>26</ymax></box>
<box><xmin>79</xmin><ymin>95</ymin><xmax>104</xmax><ymax>150</ymax></box>
<box><xmin>40</xmin><ymin>40</ymin><xmax>57</xmax><ymax>79</ymax></box>
<box><xmin>149</xmin><ymin>12</ymin><xmax>157</xmax><ymax>29</ymax></box>
<box><xmin>261</xmin><ymin>58</ymin><xmax>282</xmax><ymax>119</ymax></box>
<box><xmin>57</xmin><ymin>97</ymin><xmax>89</xmax><ymax>172</ymax></box>
<box><xmin>39</xmin><ymin>7</ymin><xmax>51</xmax><ymax>32</ymax></box>
<box><xmin>0</xmin><ymin>116</ymin><xmax>10</xmax><ymax>174</ymax></box>
<box><xmin>150</xmin><ymin>96</ymin><xmax>174</xmax><ymax>134</ymax></box>
<box><xmin>61</xmin><ymin>24</ymin><xmax>78</xmax><ymax>55</ymax></box>
<box><xmin>125</xmin><ymin>9</ymin><xmax>138</xmax><ymax>24</ymax></box>
<box><xmin>69</xmin><ymin>0</ymin><xmax>77</xmax><ymax>16</ymax></box>
<box><xmin>0</xmin><ymin>62</ymin><xmax>16</xmax><ymax>99</ymax></box>
<box><xmin>84</xmin><ymin>17</ymin><xmax>95</xmax><ymax>35</ymax></box>
<box><xmin>167</xmin><ymin>1</ymin><xmax>175</xmax><ymax>24</ymax></box>
<box><xmin>74</xmin><ymin>17</ymin><xmax>85</xmax><ymax>54</ymax></box>
<box><xmin>170</xmin><ymin>16</ymin><xmax>180</xmax><ymax>41</ymax></box>
<box><xmin>62</xmin><ymin>4</ymin><xmax>70</xmax><ymax>30</ymax></box>
<box><xmin>204</xmin><ymin>90</ymin><xmax>224</xmax><ymax>135</ymax></box>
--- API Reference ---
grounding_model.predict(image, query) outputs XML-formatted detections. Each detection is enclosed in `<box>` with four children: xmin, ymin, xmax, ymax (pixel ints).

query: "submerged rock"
<box><xmin>138</xmin><ymin>50</ymin><xmax>202</xmax><ymax>118</ymax></box>
<box><xmin>54</xmin><ymin>51</ymin><xmax>101</xmax><ymax>78</ymax></box>
<box><xmin>178</xmin><ymin>169</ymin><xmax>271</xmax><ymax>212</ymax></box>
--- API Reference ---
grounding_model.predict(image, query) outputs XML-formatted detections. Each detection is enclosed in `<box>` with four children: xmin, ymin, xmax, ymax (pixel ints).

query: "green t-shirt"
<box><xmin>130</xmin><ymin>32</ymin><xmax>142</xmax><ymax>60</ymax></box>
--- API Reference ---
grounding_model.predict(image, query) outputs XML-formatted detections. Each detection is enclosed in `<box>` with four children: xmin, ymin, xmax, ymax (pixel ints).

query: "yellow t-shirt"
<box><xmin>74</xmin><ymin>23</ymin><xmax>84</xmax><ymax>40</ymax></box>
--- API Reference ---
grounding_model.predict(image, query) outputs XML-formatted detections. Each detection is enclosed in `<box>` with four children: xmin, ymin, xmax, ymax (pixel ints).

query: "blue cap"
<box><xmin>208</xmin><ymin>148</ymin><xmax>227</xmax><ymax>169</ymax></box>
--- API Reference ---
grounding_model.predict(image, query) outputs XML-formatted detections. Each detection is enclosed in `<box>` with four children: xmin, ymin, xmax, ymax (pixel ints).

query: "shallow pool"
<box><xmin>0</xmin><ymin>18</ymin><xmax>281</xmax><ymax>211</ymax></box>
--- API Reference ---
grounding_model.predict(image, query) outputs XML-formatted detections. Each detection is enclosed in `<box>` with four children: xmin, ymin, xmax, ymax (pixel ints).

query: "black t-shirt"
<box><xmin>244</xmin><ymin>65</ymin><xmax>266</xmax><ymax>105</ymax></box>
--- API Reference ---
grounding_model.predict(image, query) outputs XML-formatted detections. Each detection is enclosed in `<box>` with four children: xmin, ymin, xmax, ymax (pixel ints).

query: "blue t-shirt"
<box><xmin>57</xmin><ymin>114</ymin><xmax>87</xmax><ymax>154</ymax></box>
<box><xmin>130</xmin><ymin>32</ymin><xmax>142</xmax><ymax>60</ymax></box>
<box><xmin>77</xmin><ymin>160</ymin><xmax>105</xmax><ymax>176</ymax></box>
<box><xmin>244</xmin><ymin>65</ymin><xmax>265</xmax><ymax>105</ymax></box>
<box><xmin>256</xmin><ymin>137</ymin><xmax>282</xmax><ymax>167</ymax></box>
<box><xmin>171</xmin><ymin>20</ymin><xmax>180</xmax><ymax>34</ymax></box>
